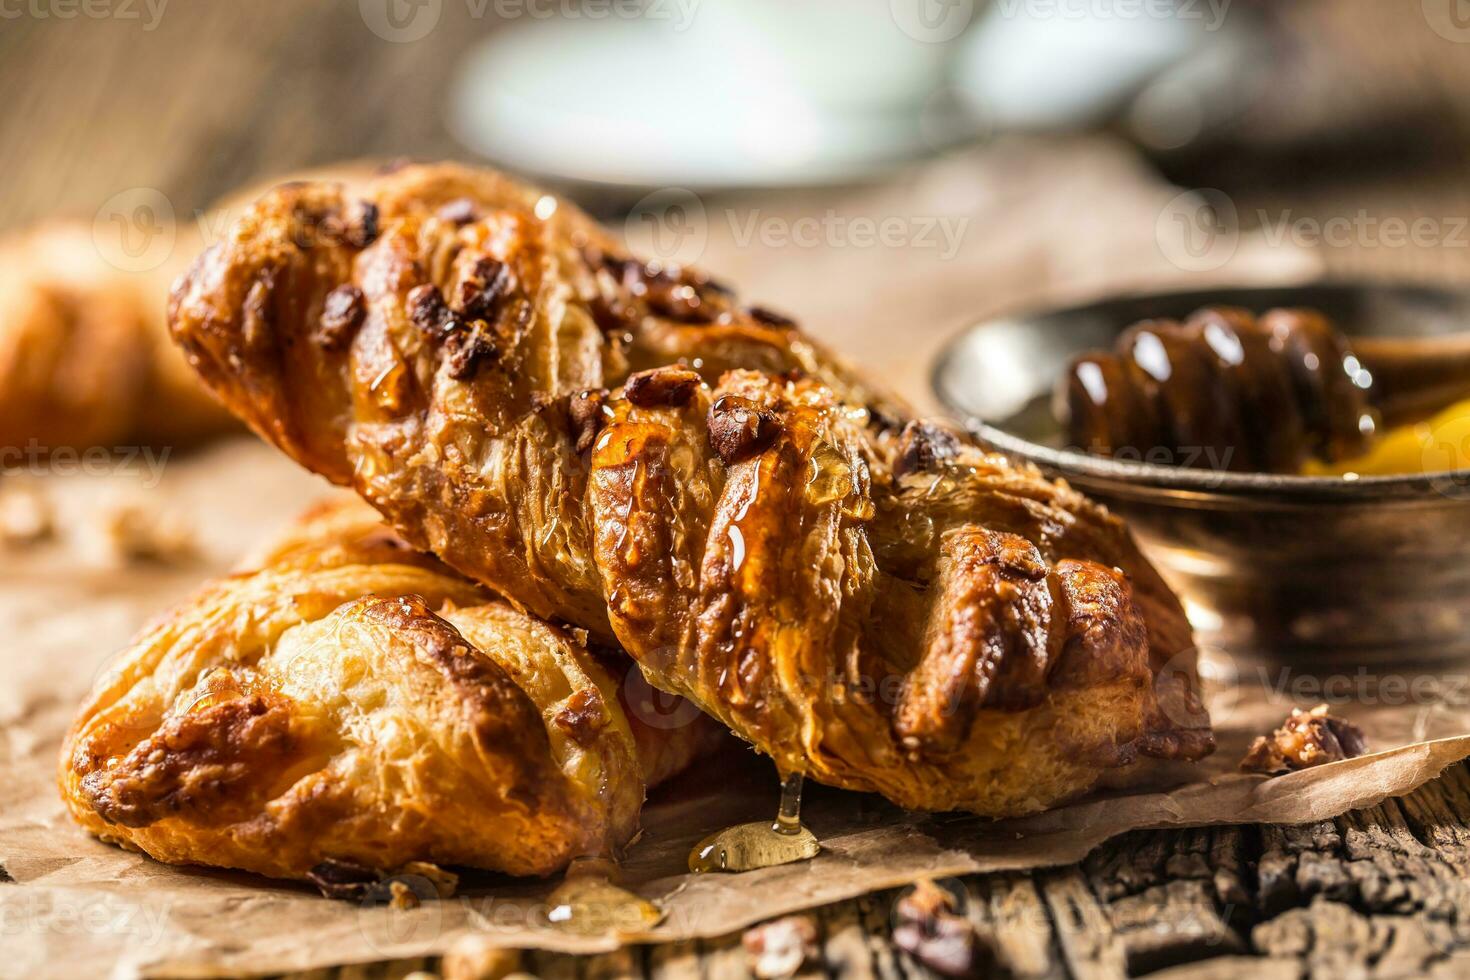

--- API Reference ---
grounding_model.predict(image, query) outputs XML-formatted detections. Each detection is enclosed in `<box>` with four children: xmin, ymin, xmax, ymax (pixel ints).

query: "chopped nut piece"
<box><xmin>1241</xmin><ymin>703</ymin><xmax>1367</xmax><ymax>774</ymax></box>
<box><xmin>305</xmin><ymin>858</ymin><xmax>380</xmax><ymax>901</ymax></box>
<box><xmin>315</xmin><ymin>284</ymin><xmax>365</xmax><ymax>351</ymax></box>
<box><xmin>454</xmin><ymin>256</ymin><xmax>511</xmax><ymax>321</ymax></box>
<box><xmin>407</xmin><ymin>284</ymin><xmax>455</xmax><ymax>338</ymax></box>
<box><xmin>708</xmin><ymin>395</ymin><xmax>779</xmax><ymax>463</ymax></box>
<box><xmin>894</xmin><ymin>421</ymin><xmax>962</xmax><ymax>477</ymax></box>
<box><xmin>743</xmin><ymin>914</ymin><xmax>818</xmax><ymax>979</ymax></box>
<box><xmin>567</xmin><ymin>389</ymin><xmax>607</xmax><ymax>453</ymax></box>
<box><xmin>388</xmin><ymin>879</ymin><xmax>420</xmax><ymax>910</ymax></box>
<box><xmin>306</xmin><ymin>858</ymin><xmax>457</xmax><ymax>904</ymax></box>
<box><xmin>344</xmin><ymin>200</ymin><xmax>380</xmax><ymax>249</ymax></box>
<box><xmin>624</xmin><ymin>366</ymin><xmax>701</xmax><ymax>408</ymax></box>
<box><xmin>436</xmin><ymin>197</ymin><xmax>480</xmax><ymax>226</ymax></box>
<box><xmin>893</xmin><ymin>879</ymin><xmax>994</xmax><ymax>978</ymax></box>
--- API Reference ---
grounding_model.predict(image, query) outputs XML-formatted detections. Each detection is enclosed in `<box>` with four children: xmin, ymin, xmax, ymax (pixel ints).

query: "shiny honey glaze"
<box><xmin>688</xmin><ymin>772</ymin><xmax>821</xmax><ymax>873</ymax></box>
<box><xmin>545</xmin><ymin>857</ymin><xmax>663</xmax><ymax>935</ymax></box>
<box><xmin>1303</xmin><ymin>397</ymin><xmax>1470</xmax><ymax>476</ymax></box>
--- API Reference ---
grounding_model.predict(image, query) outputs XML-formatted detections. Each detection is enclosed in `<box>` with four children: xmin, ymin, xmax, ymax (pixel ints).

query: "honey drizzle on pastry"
<box><xmin>688</xmin><ymin>771</ymin><xmax>820</xmax><ymax>874</ymax></box>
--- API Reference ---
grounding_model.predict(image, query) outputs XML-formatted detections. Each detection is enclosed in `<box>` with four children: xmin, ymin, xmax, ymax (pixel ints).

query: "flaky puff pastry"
<box><xmin>0</xmin><ymin>223</ymin><xmax>236</xmax><ymax>453</ymax></box>
<box><xmin>170</xmin><ymin>162</ymin><xmax>1212</xmax><ymax>817</ymax></box>
<box><xmin>60</xmin><ymin>498</ymin><xmax>722</xmax><ymax>882</ymax></box>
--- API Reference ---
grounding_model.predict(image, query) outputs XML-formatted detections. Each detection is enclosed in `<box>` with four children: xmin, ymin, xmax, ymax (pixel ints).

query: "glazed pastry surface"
<box><xmin>170</xmin><ymin>162</ymin><xmax>1213</xmax><ymax>816</ymax></box>
<box><xmin>60</xmin><ymin>498</ymin><xmax>719</xmax><ymax>882</ymax></box>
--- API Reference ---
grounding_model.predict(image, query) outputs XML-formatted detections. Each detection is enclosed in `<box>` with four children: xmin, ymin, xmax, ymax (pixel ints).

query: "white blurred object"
<box><xmin>951</xmin><ymin>0</ymin><xmax>1204</xmax><ymax>131</ymax></box>
<box><xmin>449</xmin><ymin>0</ymin><xmax>971</xmax><ymax>189</ymax></box>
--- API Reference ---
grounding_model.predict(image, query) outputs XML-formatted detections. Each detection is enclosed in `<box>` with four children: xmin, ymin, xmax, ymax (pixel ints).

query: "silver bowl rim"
<box><xmin>931</xmin><ymin>281</ymin><xmax>1470</xmax><ymax>505</ymax></box>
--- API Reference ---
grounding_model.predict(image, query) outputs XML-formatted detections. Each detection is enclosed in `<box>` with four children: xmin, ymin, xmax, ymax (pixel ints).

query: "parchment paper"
<box><xmin>4</xmin><ymin>438</ymin><xmax>1470</xmax><ymax>979</ymax></box>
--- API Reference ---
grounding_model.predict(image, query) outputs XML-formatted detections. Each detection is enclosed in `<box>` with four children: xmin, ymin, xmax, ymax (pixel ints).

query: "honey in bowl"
<box><xmin>1303</xmin><ymin>397</ymin><xmax>1470</xmax><ymax>477</ymax></box>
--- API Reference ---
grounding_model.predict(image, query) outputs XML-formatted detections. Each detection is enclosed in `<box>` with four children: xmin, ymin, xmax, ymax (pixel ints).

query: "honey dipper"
<box><xmin>1055</xmin><ymin>306</ymin><xmax>1470</xmax><ymax>474</ymax></box>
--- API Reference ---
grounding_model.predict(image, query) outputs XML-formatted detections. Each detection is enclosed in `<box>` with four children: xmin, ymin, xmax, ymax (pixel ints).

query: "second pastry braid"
<box><xmin>60</xmin><ymin>498</ymin><xmax>723</xmax><ymax>883</ymax></box>
<box><xmin>170</xmin><ymin>163</ymin><xmax>1212</xmax><ymax>817</ymax></box>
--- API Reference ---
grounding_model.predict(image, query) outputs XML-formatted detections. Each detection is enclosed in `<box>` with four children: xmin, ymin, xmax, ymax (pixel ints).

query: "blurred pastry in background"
<box><xmin>0</xmin><ymin>222</ymin><xmax>236</xmax><ymax>456</ymax></box>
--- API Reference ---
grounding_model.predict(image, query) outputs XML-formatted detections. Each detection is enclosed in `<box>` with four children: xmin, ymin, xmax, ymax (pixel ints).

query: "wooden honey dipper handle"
<box><xmin>1353</xmin><ymin>332</ymin><xmax>1470</xmax><ymax>427</ymax></box>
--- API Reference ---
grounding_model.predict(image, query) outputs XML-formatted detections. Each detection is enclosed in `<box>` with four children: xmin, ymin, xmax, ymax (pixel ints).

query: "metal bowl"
<box><xmin>933</xmin><ymin>283</ymin><xmax>1470</xmax><ymax>669</ymax></box>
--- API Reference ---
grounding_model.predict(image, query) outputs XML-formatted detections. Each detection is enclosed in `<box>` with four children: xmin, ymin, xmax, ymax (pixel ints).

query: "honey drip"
<box><xmin>688</xmin><ymin>771</ymin><xmax>820</xmax><ymax>873</ymax></box>
<box><xmin>545</xmin><ymin>857</ymin><xmax>663</xmax><ymax>935</ymax></box>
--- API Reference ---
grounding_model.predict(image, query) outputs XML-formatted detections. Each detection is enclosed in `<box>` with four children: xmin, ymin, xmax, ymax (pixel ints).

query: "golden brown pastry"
<box><xmin>0</xmin><ymin>223</ymin><xmax>235</xmax><ymax>455</ymax></box>
<box><xmin>60</xmin><ymin>498</ymin><xmax>722</xmax><ymax>883</ymax></box>
<box><xmin>169</xmin><ymin>162</ymin><xmax>1213</xmax><ymax>817</ymax></box>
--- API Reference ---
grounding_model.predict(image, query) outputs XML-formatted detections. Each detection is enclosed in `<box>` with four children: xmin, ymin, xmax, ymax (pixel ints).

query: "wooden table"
<box><xmin>8</xmin><ymin>3</ymin><xmax>1470</xmax><ymax>976</ymax></box>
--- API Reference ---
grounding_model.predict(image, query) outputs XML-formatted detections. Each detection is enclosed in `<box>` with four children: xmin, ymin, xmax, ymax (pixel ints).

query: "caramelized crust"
<box><xmin>169</xmin><ymin>163</ymin><xmax>1213</xmax><ymax>817</ymax></box>
<box><xmin>60</xmin><ymin>499</ymin><xmax>721</xmax><ymax>882</ymax></box>
<box><xmin>0</xmin><ymin>223</ymin><xmax>235</xmax><ymax>453</ymax></box>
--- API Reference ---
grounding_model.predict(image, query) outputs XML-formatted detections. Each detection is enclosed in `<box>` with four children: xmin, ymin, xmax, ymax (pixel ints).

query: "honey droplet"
<box><xmin>545</xmin><ymin>857</ymin><xmax>662</xmax><ymax>936</ymax></box>
<box><xmin>689</xmin><ymin>772</ymin><xmax>820</xmax><ymax>873</ymax></box>
<box><xmin>805</xmin><ymin>442</ymin><xmax>852</xmax><ymax>506</ymax></box>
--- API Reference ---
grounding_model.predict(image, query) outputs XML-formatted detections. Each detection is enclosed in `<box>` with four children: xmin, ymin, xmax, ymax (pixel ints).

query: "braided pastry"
<box><xmin>170</xmin><ymin>163</ymin><xmax>1213</xmax><ymax>816</ymax></box>
<box><xmin>60</xmin><ymin>498</ymin><xmax>722</xmax><ymax>882</ymax></box>
<box><xmin>0</xmin><ymin>223</ymin><xmax>235</xmax><ymax>454</ymax></box>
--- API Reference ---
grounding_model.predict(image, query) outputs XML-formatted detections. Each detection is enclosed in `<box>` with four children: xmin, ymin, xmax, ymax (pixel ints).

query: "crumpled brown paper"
<box><xmin>4</xmin><ymin>438</ymin><xmax>1469</xmax><ymax>979</ymax></box>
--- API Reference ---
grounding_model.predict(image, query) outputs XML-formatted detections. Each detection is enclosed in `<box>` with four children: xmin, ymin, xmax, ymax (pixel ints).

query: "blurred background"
<box><xmin>4</xmin><ymin>0</ymin><xmax>1470</xmax><ymax>406</ymax></box>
